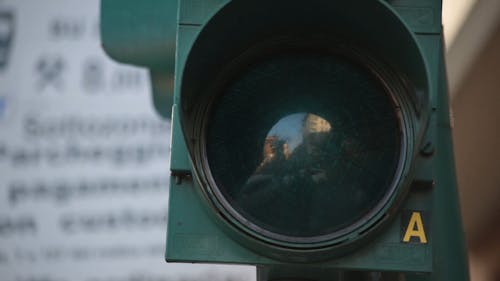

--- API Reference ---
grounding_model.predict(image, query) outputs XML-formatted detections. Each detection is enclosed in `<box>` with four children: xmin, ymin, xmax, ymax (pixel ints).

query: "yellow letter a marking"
<box><xmin>403</xmin><ymin>212</ymin><xmax>427</xmax><ymax>244</ymax></box>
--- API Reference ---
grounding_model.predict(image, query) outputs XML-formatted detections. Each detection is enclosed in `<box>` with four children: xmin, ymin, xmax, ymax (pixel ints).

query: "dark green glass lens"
<box><xmin>206</xmin><ymin>53</ymin><xmax>401</xmax><ymax>239</ymax></box>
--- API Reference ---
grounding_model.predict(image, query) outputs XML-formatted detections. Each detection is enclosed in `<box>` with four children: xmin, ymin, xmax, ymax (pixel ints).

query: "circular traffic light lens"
<box><xmin>206</xmin><ymin>52</ymin><xmax>402</xmax><ymax>241</ymax></box>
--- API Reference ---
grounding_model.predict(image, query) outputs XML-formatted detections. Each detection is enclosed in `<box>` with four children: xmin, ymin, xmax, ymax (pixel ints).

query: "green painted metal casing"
<box><xmin>100</xmin><ymin>0</ymin><xmax>469</xmax><ymax>279</ymax></box>
<box><xmin>100</xmin><ymin>0</ymin><xmax>178</xmax><ymax>119</ymax></box>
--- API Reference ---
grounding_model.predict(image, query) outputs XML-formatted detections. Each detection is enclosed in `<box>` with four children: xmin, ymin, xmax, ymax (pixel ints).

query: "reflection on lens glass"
<box><xmin>206</xmin><ymin>53</ymin><xmax>401</xmax><ymax>239</ymax></box>
<box><xmin>256</xmin><ymin>113</ymin><xmax>331</xmax><ymax>174</ymax></box>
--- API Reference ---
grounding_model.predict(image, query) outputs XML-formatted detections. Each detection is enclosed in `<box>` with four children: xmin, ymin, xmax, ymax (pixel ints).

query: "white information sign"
<box><xmin>0</xmin><ymin>1</ymin><xmax>255</xmax><ymax>281</ymax></box>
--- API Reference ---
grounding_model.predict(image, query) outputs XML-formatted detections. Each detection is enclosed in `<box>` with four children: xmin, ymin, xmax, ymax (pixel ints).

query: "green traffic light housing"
<box><xmin>178</xmin><ymin>0</ymin><xmax>428</xmax><ymax>261</ymax></box>
<box><xmin>100</xmin><ymin>0</ymin><xmax>470</xmax><ymax>279</ymax></box>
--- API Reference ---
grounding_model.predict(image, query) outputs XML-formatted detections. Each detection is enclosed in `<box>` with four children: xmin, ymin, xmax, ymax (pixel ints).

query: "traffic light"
<box><xmin>101</xmin><ymin>0</ymin><xmax>469</xmax><ymax>280</ymax></box>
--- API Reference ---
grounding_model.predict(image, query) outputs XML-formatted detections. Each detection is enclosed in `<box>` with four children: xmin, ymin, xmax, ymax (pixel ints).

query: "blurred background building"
<box><xmin>444</xmin><ymin>1</ymin><xmax>500</xmax><ymax>280</ymax></box>
<box><xmin>0</xmin><ymin>0</ymin><xmax>498</xmax><ymax>280</ymax></box>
